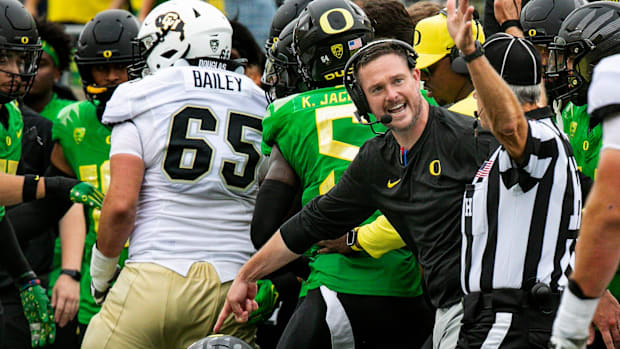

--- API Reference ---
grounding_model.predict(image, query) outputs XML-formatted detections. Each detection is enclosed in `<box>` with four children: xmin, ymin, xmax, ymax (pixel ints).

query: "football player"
<box><xmin>0</xmin><ymin>0</ymin><xmax>101</xmax><ymax>347</ymax></box>
<box><xmin>23</xmin><ymin>16</ymin><xmax>75</xmax><ymax>121</ymax></box>
<box><xmin>81</xmin><ymin>1</ymin><xmax>268</xmax><ymax>348</ymax></box>
<box><xmin>233</xmin><ymin>0</ymin><xmax>433</xmax><ymax>348</ymax></box>
<box><xmin>47</xmin><ymin>9</ymin><xmax>138</xmax><ymax>344</ymax></box>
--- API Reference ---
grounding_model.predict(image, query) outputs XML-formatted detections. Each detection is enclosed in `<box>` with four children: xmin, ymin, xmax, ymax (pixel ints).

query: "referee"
<box><xmin>458</xmin><ymin>32</ymin><xmax>582</xmax><ymax>347</ymax></box>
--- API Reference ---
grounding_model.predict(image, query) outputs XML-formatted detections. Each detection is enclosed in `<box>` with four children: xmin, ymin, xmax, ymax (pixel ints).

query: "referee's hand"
<box><xmin>214</xmin><ymin>278</ymin><xmax>259</xmax><ymax>333</ymax></box>
<box><xmin>316</xmin><ymin>236</ymin><xmax>354</xmax><ymax>255</ymax></box>
<box><xmin>591</xmin><ymin>290</ymin><xmax>620</xmax><ymax>348</ymax></box>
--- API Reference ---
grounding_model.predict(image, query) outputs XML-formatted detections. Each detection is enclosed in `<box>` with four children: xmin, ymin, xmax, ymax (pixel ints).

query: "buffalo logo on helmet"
<box><xmin>210</xmin><ymin>39</ymin><xmax>219</xmax><ymax>53</ymax></box>
<box><xmin>155</xmin><ymin>12</ymin><xmax>185</xmax><ymax>37</ymax></box>
<box><xmin>331</xmin><ymin>43</ymin><xmax>344</xmax><ymax>59</ymax></box>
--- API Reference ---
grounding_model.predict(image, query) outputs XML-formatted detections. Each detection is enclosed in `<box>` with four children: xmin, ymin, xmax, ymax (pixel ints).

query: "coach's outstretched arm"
<box><xmin>446</xmin><ymin>0</ymin><xmax>528</xmax><ymax>162</ymax></box>
<box><xmin>214</xmin><ymin>231</ymin><xmax>300</xmax><ymax>332</ymax></box>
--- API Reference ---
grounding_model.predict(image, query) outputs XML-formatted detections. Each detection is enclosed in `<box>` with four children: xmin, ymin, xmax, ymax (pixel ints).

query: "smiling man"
<box><xmin>216</xmin><ymin>36</ymin><xmax>499</xmax><ymax>348</ymax></box>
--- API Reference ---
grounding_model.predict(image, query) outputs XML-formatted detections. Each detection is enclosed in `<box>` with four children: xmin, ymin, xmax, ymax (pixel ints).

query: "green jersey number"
<box><xmin>315</xmin><ymin>104</ymin><xmax>361</xmax><ymax>194</ymax></box>
<box><xmin>162</xmin><ymin>105</ymin><xmax>262</xmax><ymax>190</ymax></box>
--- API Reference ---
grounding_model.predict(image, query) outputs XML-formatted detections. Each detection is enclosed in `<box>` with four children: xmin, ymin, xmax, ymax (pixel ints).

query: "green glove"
<box><xmin>19</xmin><ymin>278</ymin><xmax>56</xmax><ymax>347</ymax></box>
<box><xmin>70</xmin><ymin>182</ymin><xmax>104</xmax><ymax>209</ymax></box>
<box><xmin>248</xmin><ymin>279</ymin><xmax>279</xmax><ymax>325</ymax></box>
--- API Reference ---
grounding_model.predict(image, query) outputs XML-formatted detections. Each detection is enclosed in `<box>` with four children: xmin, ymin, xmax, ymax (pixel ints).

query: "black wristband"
<box><xmin>500</xmin><ymin>20</ymin><xmax>522</xmax><ymax>32</ymax></box>
<box><xmin>60</xmin><ymin>269</ymin><xmax>81</xmax><ymax>282</ymax></box>
<box><xmin>44</xmin><ymin>176</ymin><xmax>80</xmax><ymax>201</ymax></box>
<box><xmin>568</xmin><ymin>279</ymin><xmax>598</xmax><ymax>300</ymax></box>
<box><xmin>22</xmin><ymin>174</ymin><xmax>40</xmax><ymax>202</ymax></box>
<box><xmin>461</xmin><ymin>41</ymin><xmax>485</xmax><ymax>63</ymax></box>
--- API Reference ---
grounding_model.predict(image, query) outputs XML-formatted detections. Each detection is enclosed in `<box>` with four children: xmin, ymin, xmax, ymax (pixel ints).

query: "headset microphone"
<box><xmin>364</xmin><ymin>114</ymin><xmax>393</xmax><ymax>125</ymax></box>
<box><xmin>380</xmin><ymin>114</ymin><xmax>392</xmax><ymax>124</ymax></box>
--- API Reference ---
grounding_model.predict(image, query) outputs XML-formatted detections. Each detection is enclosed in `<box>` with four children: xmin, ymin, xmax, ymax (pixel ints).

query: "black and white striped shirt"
<box><xmin>461</xmin><ymin>108</ymin><xmax>582</xmax><ymax>294</ymax></box>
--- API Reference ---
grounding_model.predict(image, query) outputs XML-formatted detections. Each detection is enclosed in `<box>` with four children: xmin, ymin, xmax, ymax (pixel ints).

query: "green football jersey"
<box><xmin>39</xmin><ymin>93</ymin><xmax>75</xmax><ymax>122</ymax></box>
<box><xmin>562</xmin><ymin>102</ymin><xmax>601</xmax><ymax>179</ymax></box>
<box><xmin>50</xmin><ymin>101</ymin><xmax>128</xmax><ymax>325</ymax></box>
<box><xmin>263</xmin><ymin>86</ymin><xmax>423</xmax><ymax>297</ymax></box>
<box><xmin>561</xmin><ymin>103</ymin><xmax>620</xmax><ymax>298</ymax></box>
<box><xmin>0</xmin><ymin>101</ymin><xmax>23</xmax><ymax>220</ymax></box>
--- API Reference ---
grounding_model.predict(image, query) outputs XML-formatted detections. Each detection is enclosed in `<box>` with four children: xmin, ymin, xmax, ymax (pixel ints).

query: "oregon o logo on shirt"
<box><xmin>319</xmin><ymin>8</ymin><xmax>354</xmax><ymax>35</ymax></box>
<box><xmin>429</xmin><ymin>159</ymin><xmax>441</xmax><ymax>176</ymax></box>
<box><xmin>583</xmin><ymin>140</ymin><xmax>589</xmax><ymax>151</ymax></box>
<box><xmin>5</xmin><ymin>136</ymin><xmax>10</xmax><ymax>146</ymax></box>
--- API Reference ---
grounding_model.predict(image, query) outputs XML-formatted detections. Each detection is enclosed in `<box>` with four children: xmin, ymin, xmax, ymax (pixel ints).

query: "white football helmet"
<box><xmin>132</xmin><ymin>0</ymin><xmax>232</xmax><ymax>76</ymax></box>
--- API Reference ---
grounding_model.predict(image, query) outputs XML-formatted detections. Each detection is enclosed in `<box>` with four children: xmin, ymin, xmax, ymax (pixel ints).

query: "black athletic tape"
<box><xmin>22</xmin><ymin>175</ymin><xmax>40</xmax><ymax>202</ymax></box>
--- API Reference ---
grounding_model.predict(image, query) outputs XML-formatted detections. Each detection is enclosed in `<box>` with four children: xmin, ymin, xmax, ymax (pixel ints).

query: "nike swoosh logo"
<box><xmin>16</xmin><ymin>130</ymin><xmax>21</xmax><ymax>138</ymax></box>
<box><xmin>387</xmin><ymin>178</ymin><xmax>401</xmax><ymax>188</ymax></box>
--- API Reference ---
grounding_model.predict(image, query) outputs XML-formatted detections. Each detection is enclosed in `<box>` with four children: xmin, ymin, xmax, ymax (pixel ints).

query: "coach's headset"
<box><xmin>343</xmin><ymin>39</ymin><xmax>418</xmax><ymax>135</ymax></box>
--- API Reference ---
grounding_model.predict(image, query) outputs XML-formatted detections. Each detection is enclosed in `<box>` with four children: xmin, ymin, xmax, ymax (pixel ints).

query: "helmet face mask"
<box><xmin>75</xmin><ymin>9</ymin><xmax>140</xmax><ymax>118</ymax></box>
<box><xmin>0</xmin><ymin>46</ymin><xmax>42</xmax><ymax>102</ymax></box>
<box><xmin>545</xmin><ymin>2</ymin><xmax>620</xmax><ymax>105</ymax></box>
<box><xmin>262</xmin><ymin>19</ymin><xmax>306</xmax><ymax>102</ymax></box>
<box><xmin>0</xmin><ymin>0</ymin><xmax>42</xmax><ymax>104</ymax></box>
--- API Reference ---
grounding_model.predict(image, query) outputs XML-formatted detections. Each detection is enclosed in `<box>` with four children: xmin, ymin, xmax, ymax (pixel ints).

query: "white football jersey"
<box><xmin>103</xmin><ymin>65</ymin><xmax>268</xmax><ymax>281</ymax></box>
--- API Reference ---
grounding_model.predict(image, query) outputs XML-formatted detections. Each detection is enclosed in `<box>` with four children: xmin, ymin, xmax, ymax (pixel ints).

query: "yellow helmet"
<box><xmin>413</xmin><ymin>12</ymin><xmax>485</xmax><ymax>70</ymax></box>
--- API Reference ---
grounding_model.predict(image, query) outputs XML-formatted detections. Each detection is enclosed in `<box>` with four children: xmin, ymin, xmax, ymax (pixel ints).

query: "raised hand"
<box><xmin>446</xmin><ymin>0</ymin><xmax>477</xmax><ymax>55</ymax></box>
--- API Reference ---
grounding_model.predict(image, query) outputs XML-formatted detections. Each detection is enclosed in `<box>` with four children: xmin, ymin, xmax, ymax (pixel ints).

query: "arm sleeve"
<box><xmin>0</xmin><ymin>216</ymin><xmax>32</xmax><ymax>279</ymax></box>
<box><xmin>109</xmin><ymin>121</ymin><xmax>143</xmax><ymax>158</ymax></box>
<box><xmin>357</xmin><ymin>215</ymin><xmax>406</xmax><ymax>259</ymax></box>
<box><xmin>251</xmin><ymin>179</ymin><xmax>299</xmax><ymax>249</ymax></box>
<box><xmin>279</xmin><ymin>150</ymin><xmax>377</xmax><ymax>254</ymax></box>
<box><xmin>7</xmin><ymin>165</ymin><xmax>74</xmax><ymax>242</ymax></box>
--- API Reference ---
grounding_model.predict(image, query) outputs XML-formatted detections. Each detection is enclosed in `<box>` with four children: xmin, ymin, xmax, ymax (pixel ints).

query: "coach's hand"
<box><xmin>214</xmin><ymin>278</ymin><xmax>259</xmax><ymax>333</ymax></box>
<box><xmin>591</xmin><ymin>290</ymin><xmax>620</xmax><ymax>348</ymax></box>
<box><xmin>446</xmin><ymin>0</ymin><xmax>477</xmax><ymax>55</ymax></box>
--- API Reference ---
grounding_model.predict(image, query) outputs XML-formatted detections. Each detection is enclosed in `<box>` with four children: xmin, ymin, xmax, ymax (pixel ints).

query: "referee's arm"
<box><xmin>447</xmin><ymin>0</ymin><xmax>528</xmax><ymax>162</ymax></box>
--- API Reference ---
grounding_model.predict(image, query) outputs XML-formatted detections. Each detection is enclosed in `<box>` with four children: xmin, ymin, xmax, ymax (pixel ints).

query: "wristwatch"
<box><xmin>346</xmin><ymin>229</ymin><xmax>362</xmax><ymax>251</ymax></box>
<box><xmin>60</xmin><ymin>269</ymin><xmax>81</xmax><ymax>282</ymax></box>
<box><xmin>461</xmin><ymin>41</ymin><xmax>485</xmax><ymax>63</ymax></box>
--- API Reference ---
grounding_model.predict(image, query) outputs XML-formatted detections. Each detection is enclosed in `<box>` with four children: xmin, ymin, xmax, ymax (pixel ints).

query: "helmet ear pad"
<box><xmin>344</xmin><ymin>39</ymin><xmax>418</xmax><ymax>123</ymax></box>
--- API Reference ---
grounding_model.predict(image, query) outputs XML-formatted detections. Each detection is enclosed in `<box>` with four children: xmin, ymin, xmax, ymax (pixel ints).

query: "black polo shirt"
<box><xmin>281</xmin><ymin>105</ymin><xmax>498</xmax><ymax>308</ymax></box>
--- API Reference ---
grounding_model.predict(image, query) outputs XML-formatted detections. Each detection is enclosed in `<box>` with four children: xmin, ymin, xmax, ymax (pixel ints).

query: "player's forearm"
<box><xmin>467</xmin><ymin>56</ymin><xmax>527</xmax><ymax>160</ymax></box>
<box><xmin>0</xmin><ymin>173</ymin><xmax>44</xmax><ymax>206</ymax></box>
<box><xmin>238</xmin><ymin>230</ymin><xmax>300</xmax><ymax>283</ymax></box>
<box><xmin>571</xmin><ymin>151</ymin><xmax>620</xmax><ymax>297</ymax></box>
<box><xmin>97</xmin><ymin>202</ymin><xmax>135</xmax><ymax>258</ymax></box>
<box><xmin>59</xmin><ymin>204</ymin><xmax>86</xmax><ymax>270</ymax></box>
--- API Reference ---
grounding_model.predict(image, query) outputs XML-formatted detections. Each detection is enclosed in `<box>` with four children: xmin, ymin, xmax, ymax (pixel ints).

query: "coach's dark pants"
<box><xmin>277</xmin><ymin>287</ymin><xmax>434</xmax><ymax>349</ymax></box>
<box><xmin>457</xmin><ymin>289</ymin><xmax>560</xmax><ymax>349</ymax></box>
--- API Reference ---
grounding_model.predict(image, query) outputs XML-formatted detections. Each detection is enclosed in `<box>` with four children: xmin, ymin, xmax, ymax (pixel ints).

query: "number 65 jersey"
<box><xmin>102</xmin><ymin>65</ymin><xmax>268</xmax><ymax>283</ymax></box>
